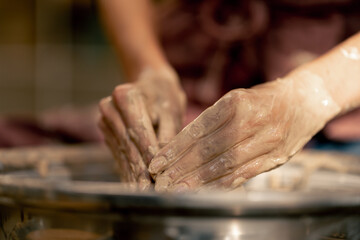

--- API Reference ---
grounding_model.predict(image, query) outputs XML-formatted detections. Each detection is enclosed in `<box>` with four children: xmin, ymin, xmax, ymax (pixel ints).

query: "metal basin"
<box><xmin>0</xmin><ymin>145</ymin><xmax>359</xmax><ymax>240</ymax></box>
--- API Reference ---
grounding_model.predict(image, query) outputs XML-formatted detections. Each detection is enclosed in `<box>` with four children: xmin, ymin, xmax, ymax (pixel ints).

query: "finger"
<box><xmin>157</xmin><ymin>110</ymin><xmax>183</xmax><ymax>146</ymax></box>
<box><xmin>153</xmin><ymin>118</ymin><xmax>254</xmax><ymax>191</ymax></box>
<box><xmin>112</xmin><ymin>84</ymin><xmax>158</xmax><ymax>165</ymax></box>
<box><xmin>149</xmin><ymin>95</ymin><xmax>235</xmax><ymax>175</ymax></box>
<box><xmin>203</xmin><ymin>154</ymin><xmax>287</xmax><ymax>191</ymax></box>
<box><xmin>155</xmin><ymin>131</ymin><xmax>276</xmax><ymax>192</ymax></box>
<box><xmin>99</xmin><ymin>97</ymin><xmax>151</xmax><ymax>188</ymax></box>
<box><xmin>99</xmin><ymin>97</ymin><xmax>144</xmax><ymax>174</ymax></box>
<box><xmin>98</xmin><ymin>119</ymin><xmax>135</xmax><ymax>182</ymax></box>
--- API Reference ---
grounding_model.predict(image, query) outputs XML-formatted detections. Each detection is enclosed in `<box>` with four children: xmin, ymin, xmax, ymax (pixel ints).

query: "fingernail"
<box><xmin>149</xmin><ymin>156</ymin><xmax>167</xmax><ymax>174</ymax></box>
<box><xmin>171</xmin><ymin>182</ymin><xmax>189</xmax><ymax>193</ymax></box>
<box><xmin>154</xmin><ymin>175</ymin><xmax>171</xmax><ymax>192</ymax></box>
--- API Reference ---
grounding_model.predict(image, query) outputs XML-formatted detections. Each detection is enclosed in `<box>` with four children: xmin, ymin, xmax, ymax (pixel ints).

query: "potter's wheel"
<box><xmin>0</xmin><ymin>144</ymin><xmax>359</xmax><ymax>240</ymax></box>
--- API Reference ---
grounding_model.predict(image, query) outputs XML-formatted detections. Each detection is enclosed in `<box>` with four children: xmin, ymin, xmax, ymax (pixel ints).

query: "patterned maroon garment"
<box><xmin>157</xmin><ymin>0</ymin><xmax>360</xmax><ymax>121</ymax></box>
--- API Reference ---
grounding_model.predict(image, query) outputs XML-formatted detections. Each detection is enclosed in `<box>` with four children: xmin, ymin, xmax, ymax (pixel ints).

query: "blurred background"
<box><xmin>0</xmin><ymin>0</ymin><xmax>120</xmax><ymax>115</ymax></box>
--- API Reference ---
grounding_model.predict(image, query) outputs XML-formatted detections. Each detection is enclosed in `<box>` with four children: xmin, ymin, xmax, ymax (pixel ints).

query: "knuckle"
<box><xmin>273</xmin><ymin>130</ymin><xmax>285</xmax><ymax>144</ymax></box>
<box><xmin>198</xmin><ymin>139</ymin><xmax>217</xmax><ymax>158</ymax></box>
<box><xmin>163</xmin><ymin>148</ymin><xmax>176</xmax><ymax>161</ymax></box>
<box><xmin>113</xmin><ymin>84</ymin><xmax>134</xmax><ymax>101</ymax></box>
<box><xmin>99</xmin><ymin>96</ymin><xmax>110</xmax><ymax>109</ymax></box>
<box><xmin>222</xmin><ymin>90</ymin><xmax>252</xmax><ymax>117</ymax></box>
<box><xmin>200</xmin><ymin>106</ymin><xmax>226</xmax><ymax>129</ymax></box>
<box><xmin>219</xmin><ymin>154</ymin><xmax>237</xmax><ymax>171</ymax></box>
<box><xmin>113</xmin><ymin>84</ymin><xmax>128</xmax><ymax>95</ymax></box>
<box><xmin>113</xmin><ymin>86</ymin><xmax>124</xmax><ymax>99</ymax></box>
<box><xmin>267</xmin><ymin>127</ymin><xmax>286</xmax><ymax>145</ymax></box>
<box><xmin>198</xmin><ymin>170</ymin><xmax>211</xmax><ymax>184</ymax></box>
<box><xmin>255</xmin><ymin>108</ymin><xmax>268</xmax><ymax>120</ymax></box>
<box><xmin>187</xmin><ymin>122</ymin><xmax>204</xmax><ymax>138</ymax></box>
<box><xmin>230</xmin><ymin>176</ymin><xmax>246</xmax><ymax>189</ymax></box>
<box><xmin>199</xmin><ymin>145</ymin><xmax>214</xmax><ymax>159</ymax></box>
<box><xmin>235</xmin><ymin>162</ymin><xmax>258</xmax><ymax>180</ymax></box>
<box><xmin>228</xmin><ymin>89</ymin><xmax>246</xmax><ymax>103</ymax></box>
<box><xmin>250</xmin><ymin>108</ymin><xmax>271</xmax><ymax>127</ymax></box>
<box><xmin>167</xmin><ymin>165</ymin><xmax>182</xmax><ymax>181</ymax></box>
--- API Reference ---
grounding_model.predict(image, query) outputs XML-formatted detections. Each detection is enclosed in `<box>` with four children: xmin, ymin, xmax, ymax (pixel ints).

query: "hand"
<box><xmin>149</xmin><ymin>71</ymin><xmax>340</xmax><ymax>192</ymax></box>
<box><xmin>99</xmin><ymin>68</ymin><xmax>186</xmax><ymax>189</ymax></box>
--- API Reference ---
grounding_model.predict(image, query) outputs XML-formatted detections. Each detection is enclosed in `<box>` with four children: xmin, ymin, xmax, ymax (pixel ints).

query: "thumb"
<box><xmin>157</xmin><ymin>112</ymin><xmax>182</xmax><ymax>147</ymax></box>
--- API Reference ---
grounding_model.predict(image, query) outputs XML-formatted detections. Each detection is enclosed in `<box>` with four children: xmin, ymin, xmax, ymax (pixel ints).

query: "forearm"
<box><xmin>285</xmin><ymin>32</ymin><xmax>360</xmax><ymax>122</ymax></box>
<box><xmin>98</xmin><ymin>0</ymin><xmax>169</xmax><ymax>81</ymax></box>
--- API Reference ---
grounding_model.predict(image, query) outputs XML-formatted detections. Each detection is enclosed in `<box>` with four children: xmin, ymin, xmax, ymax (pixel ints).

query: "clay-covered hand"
<box><xmin>149</xmin><ymin>71</ymin><xmax>340</xmax><ymax>192</ymax></box>
<box><xmin>99</xmin><ymin>68</ymin><xmax>186</xmax><ymax>189</ymax></box>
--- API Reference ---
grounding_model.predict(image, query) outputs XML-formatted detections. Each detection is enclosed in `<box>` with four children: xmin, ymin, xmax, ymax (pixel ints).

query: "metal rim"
<box><xmin>0</xmin><ymin>175</ymin><xmax>359</xmax><ymax>217</ymax></box>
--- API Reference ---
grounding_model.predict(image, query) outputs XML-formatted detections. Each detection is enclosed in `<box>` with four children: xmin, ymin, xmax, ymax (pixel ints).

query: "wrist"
<box><xmin>124</xmin><ymin>47</ymin><xmax>170</xmax><ymax>82</ymax></box>
<box><xmin>137</xmin><ymin>65</ymin><xmax>181</xmax><ymax>86</ymax></box>
<box><xmin>250</xmin><ymin>71</ymin><xmax>341</xmax><ymax>156</ymax></box>
<box><xmin>281</xmin><ymin>70</ymin><xmax>341</xmax><ymax>129</ymax></box>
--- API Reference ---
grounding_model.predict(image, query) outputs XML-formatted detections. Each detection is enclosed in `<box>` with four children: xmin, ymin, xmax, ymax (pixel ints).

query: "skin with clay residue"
<box><xmin>149</xmin><ymin>74</ymin><xmax>340</xmax><ymax>192</ymax></box>
<box><xmin>98</xmin><ymin>3</ymin><xmax>360</xmax><ymax>194</ymax></box>
<box><xmin>148</xmin><ymin>33</ymin><xmax>360</xmax><ymax>192</ymax></box>
<box><xmin>99</xmin><ymin>68</ymin><xmax>186</xmax><ymax>189</ymax></box>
